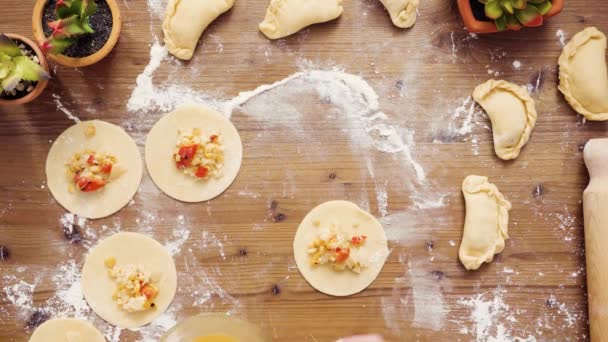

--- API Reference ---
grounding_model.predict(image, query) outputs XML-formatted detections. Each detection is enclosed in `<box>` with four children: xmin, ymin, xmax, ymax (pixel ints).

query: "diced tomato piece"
<box><xmin>101</xmin><ymin>163</ymin><xmax>113</xmax><ymax>174</ymax></box>
<box><xmin>335</xmin><ymin>247</ymin><xmax>350</xmax><ymax>263</ymax></box>
<box><xmin>195</xmin><ymin>166</ymin><xmax>209</xmax><ymax>178</ymax></box>
<box><xmin>175</xmin><ymin>145</ymin><xmax>198</xmax><ymax>169</ymax></box>
<box><xmin>75</xmin><ymin>175</ymin><xmax>106</xmax><ymax>192</ymax></box>
<box><xmin>210</xmin><ymin>135</ymin><xmax>219</xmax><ymax>143</ymax></box>
<box><xmin>140</xmin><ymin>284</ymin><xmax>157</xmax><ymax>299</ymax></box>
<box><xmin>87</xmin><ymin>154</ymin><xmax>96</xmax><ymax>165</ymax></box>
<box><xmin>351</xmin><ymin>235</ymin><xmax>367</xmax><ymax>245</ymax></box>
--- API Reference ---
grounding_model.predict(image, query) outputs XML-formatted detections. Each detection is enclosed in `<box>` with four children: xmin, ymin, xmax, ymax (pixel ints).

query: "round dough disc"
<box><xmin>160</xmin><ymin>313</ymin><xmax>268</xmax><ymax>342</ymax></box>
<box><xmin>145</xmin><ymin>104</ymin><xmax>243</xmax><ymax>202</ymax></box>
<box><xmin>293</xmin><ymin>200</ymin><xmax>389</xmax><ymax>296</ymax></box>
<box><xmin>29</xmin><ymin>318</ymin><xmax>105</xmax><ymax>342</ymax></box>
<box><xmin>46</xmin><ymin>120</ymin><xmax>143</xmax><ymax>219</ymax></box>
<box><xmin>82</xmin><ymin>232</ymin><xmax>177</xmax><ymax>329</ymax></box>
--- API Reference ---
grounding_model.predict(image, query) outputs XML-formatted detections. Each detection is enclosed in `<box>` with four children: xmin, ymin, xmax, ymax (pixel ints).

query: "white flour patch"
<box><xmin>512</xmin><ymin>60</ymin><xmax>522</xmax><ymax>70</ymax></box>
<box><xmin>147</xmin><ymin>0</ymin><xmax>166</xmax><ymax>19</ymax></box>
<box><xmin>52</xmin><ymin>93</ymin><xmax>81</xmax><ymax>123</ymax></box>
<box><xmin>556</xmin><ymin>29</ymin><xmax>567</xmax><ymax>47</ymax></box>
<box><xmin>411</xmin><ymin>194</ymin><xmax>446</xmax><ymax>210</ymax></box>
<box><xmin>237</xmin><ymin>190</ymin><xmax>260</xmax><ymax>198</ymax></box>
<box><xmin>375</xmin><ymin>181</ymin><xmax>389</xmax><ymax>217</ymax></box>
<box><xmin>202</xmin><ymin>231</ymin><xmax>226</xmax><ymax>260</ymax></box>
<box><xmin>3</xmin><ymin>278</ymin><xmax>35</xmax><ymax>318</ymax></box>
<box><xmin>409</xmin><ymin>261</ymin><xmax>446</xmax><ymax>331</ymax></box>
<box><xmin>165</xmin><ymin>215</ymin><xmax>191</xmax><ymax>256</ymax></box>
<box><xmin>458</xmin><ymin>288</ymin><xmax>536</xmax><ymax>342</ymax></box>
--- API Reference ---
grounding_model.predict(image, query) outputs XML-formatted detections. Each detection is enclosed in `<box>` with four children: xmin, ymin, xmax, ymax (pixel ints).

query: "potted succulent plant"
<box><xmin>0</xmin><ymin>34</ymin><xmax>50</xmax><ymax>106</ymax></box>
<box><xmin>32</xmin><ymin>0</ymin><xmax>122</xmax><ymax>68</ymax></box>
<box><xmin>457</xmin><ymin>0</ymin><xmax>564</xmax><ymax>33</ymax></box>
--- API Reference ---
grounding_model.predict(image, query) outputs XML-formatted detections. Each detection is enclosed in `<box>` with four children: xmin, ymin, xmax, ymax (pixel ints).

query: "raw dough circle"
<box><xmin>293</xmin><ymin>200</ymin><xmax>389</xmax><ymax>296</ymax></box>
<box><xmin>160</xmin><ymin>313</ymin><xmax>268</xmax><ymax>342</ymax></box>
<box><xmin>145</xmin><ymin>104</ymin><xmax>243</xmax><ymax>202</ymax></box>
<box><xmin>82</xmin><ymin>232</ymin><xmax>177</xmax><ymax>329</ymax></box>
<box><xmin>46</xmin><ymin>120</ymin><xmax>143</xmax><ymax>219</ymax></box>
<box><xmin>29</xmin><ymin>318</ymin><xmax>105</xmax><ymax>342</ymax></box>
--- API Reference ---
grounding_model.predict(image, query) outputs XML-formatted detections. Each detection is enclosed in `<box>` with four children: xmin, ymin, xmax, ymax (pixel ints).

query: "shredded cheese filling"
<box><xmin>173</xmin><ymin>128</ymin><xmax>224</xmax><ymax>179</ymax></box>
<box><xmin>104</xmin><ymin>257</ymin><xmax>159</xmax><ymax>313</ymax></box>
<box><xmin>307</xmin><ymin>226</ymin><xmax>368</xmax><ymax>274</ymax></box>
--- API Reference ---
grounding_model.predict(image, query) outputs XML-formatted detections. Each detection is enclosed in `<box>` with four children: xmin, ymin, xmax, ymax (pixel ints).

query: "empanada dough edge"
<box><xmin>558</xmin><ymin>27</ymin><xmax>608</xmax><ymax>121</ymax></box>
<box><xmin>162</xmin><ymin>0</ymin><xmax>235</xmax><ymax>60</ymax></box>
<box><xmin>459</xmin><ymin>175</ymin><xmax>511</xmax><ymax>271</ymax></box>
<box><xmin>259</xmin><ymin>0</ymin><xmax>344</xmax><ymax>40</ymax></box>
<box><xmin>473</xmin><ymin>79</ymin><xmax>537</xmax><ymax>160</ymax></box>
<box><xmin>380</xmin><ymin>0</ymin><xmax>420</xmax><ymax>28</ymax></box>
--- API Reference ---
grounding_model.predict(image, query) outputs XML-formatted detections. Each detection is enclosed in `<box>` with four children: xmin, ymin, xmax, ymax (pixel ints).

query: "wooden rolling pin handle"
<box><xmin>584</xmin><ymin>138</ymin><xmax>608</xmax><ymax>341</ymax></box>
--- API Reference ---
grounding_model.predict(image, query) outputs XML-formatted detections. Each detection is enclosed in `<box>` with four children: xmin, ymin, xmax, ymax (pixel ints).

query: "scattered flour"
<box><xmin>165</xmin><ymin>215</ymin><xmax>191</xmax><ymax>256</ymax></box>
<box><xmin>556</xmin><ymin>29</ymin><xmax>567</xmax><ymax>47</ymax></box>
<box><xmin>52</xmin><ymin>93</ymin><xmax>81</xmax><ymax>123</ymax></box>
<box><xmin>409</xmin><ymin>261</ymin><xmax>446</xmax><ymax>331</ymax></box>
<box><xmin>458</xmin><ymin>288</ymin><xmax>536</xmax><ymax>342</ymax></box>
<box><xmin>127</xmin><ymin>41</ymin><xmax>428</xmax><ymax>188</ymax></box>
<box><xmin>375</xmin><ymin>181</ymin><xmax>389</xmax><ymax>217</ymax></box>
<box><xmin>512</xmin><ymin>60</ymin><xmax>522</xmax><ymax>70</ymax></box>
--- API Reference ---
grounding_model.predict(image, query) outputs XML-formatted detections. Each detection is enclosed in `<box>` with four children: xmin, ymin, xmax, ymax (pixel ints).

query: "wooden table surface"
<box><xmin>2</xmin><ymin>0</ymin><xmax>608</xmax><ymax>341</ymax></box>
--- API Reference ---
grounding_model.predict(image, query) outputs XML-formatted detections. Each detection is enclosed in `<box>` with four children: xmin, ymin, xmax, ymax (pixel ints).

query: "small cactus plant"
<box><xmin>41</xmin><ymin>0</ymin><xmax>98</xmax><ymax>54</ymax></box>
<box><xmin>479</xmin><ymin>0</ymin><xmax>553</xmax><ymax>31</ymax></box>
<box><xmin>0</xmin><ymin>35</ymin><xmax>49</xmax><ymax>96</ymax></box>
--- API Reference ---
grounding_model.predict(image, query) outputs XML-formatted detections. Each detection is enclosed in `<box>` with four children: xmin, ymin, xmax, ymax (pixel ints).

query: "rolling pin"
<box><xmin>584</xmin><ymin>138</ymin><xmax>608</xmax><ymax>341</ymax></box>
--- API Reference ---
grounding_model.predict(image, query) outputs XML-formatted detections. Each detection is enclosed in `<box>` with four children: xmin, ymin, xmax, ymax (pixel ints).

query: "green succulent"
<box><xmin>479</xmin><ymin>0</ymin><xmax>553</xmax><ymax>31</ymax></box>
<box><xmin>41</xmin><ymin>0</ymin><xmax>98</xmax><ymax>55</ymax></box>
<box><xmin>0</xmin><ymin>35</ymin><xmax>49</xmax><ymax>93</ymax></box>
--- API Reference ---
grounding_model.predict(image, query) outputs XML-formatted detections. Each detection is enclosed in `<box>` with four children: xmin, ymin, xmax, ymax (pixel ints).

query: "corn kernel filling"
<box><xmin>173</xmin><ymin>128</ymin><xmax>224</xmax><ymax>180</ymax></box>
<box><xmin>105</xmin><ymin>258</ymin><xmax>159</xmax><ymax>312</ymax></box>
<box><xmin>307</xmin><ymin>229</ymin><xmax>368</xmax><ymax>274</ymax></box>
<box><xmin>66</xmin><ymin>150</ymin><xmax>117</xmax><ymax>193</ymax></box>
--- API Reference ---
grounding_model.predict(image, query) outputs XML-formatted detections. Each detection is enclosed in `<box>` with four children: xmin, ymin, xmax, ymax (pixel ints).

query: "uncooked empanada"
<box><xmin>379</xmin><ymin>0</ymin><xmax>419</xmax><ymax>28</ymax></box>
<box><xmin>459</xmin><ymin>175</ymin><xmax>511</xmax><ymax>271</ymax></box>
<box><xmin>473</xmin><ymin>80</ymin><xmax>537</xmax><ymax>160</ymax></box>
<box><xmin>259</xmin><ymin>0</ymin><xmax>343</xmax><ymax>40</ymax></box>
<box><xmin>558</xmin><ymin>27</ymin><xmax>608</xmax><ymax>121</ymax></box>
<box><xmin>163</xmin><ymin>0</ymin><xmax>235</xmax><ymax>60</ymax></box>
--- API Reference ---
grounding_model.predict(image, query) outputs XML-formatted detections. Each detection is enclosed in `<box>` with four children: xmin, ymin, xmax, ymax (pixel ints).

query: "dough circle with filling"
<box><xmin>145</xmin><ymin>104</ymin><xmax>243</xmax><ymax>203</ymax></box>
<box><xmin>161</xmin><ymin>313</ymin><xmax>268</xmax><ymax>342</ymax></box>
<box><xmin>81</xmin><ymin>232</ymin><xmax>177</xmax><ymax>329</ymax></box>
<box><xmin>293</xmin><ymin>200</ymin><xmax>389</xmax><ymax>296</ymax></box>
<box><xmin>29</xmin><ymin>318</ymin><xmax>105</xmax><ymax>342</ymax></box>
<box><xmin>46</xmin><ymin>120</ymin><xmax>142</xmax><ymax>219</ymax></box>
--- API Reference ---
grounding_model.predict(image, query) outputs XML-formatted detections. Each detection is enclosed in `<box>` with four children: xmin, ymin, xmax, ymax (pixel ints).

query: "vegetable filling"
<box><xmin>66</xmin><ymin>150</ymin><xmax>117</xmax><ymax>193</ymax></box>
<box><xmin>307</xmin><ymin>225</ymin><xmax>368</xmax><ymax>273</ymax></box>
<box><xmin>173</xmin><ymin>128</ymin><xmax>224</xmax><ymax>179</ymax></box>
<box><xmin>104</xmin><ymin>257</ymin><xmax>159</xmax><ymax>313</ymax></box>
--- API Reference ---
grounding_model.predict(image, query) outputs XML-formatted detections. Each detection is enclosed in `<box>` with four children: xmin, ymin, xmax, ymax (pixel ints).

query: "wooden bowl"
<box><xmin>0</xmin><ymin>34</ymin><xmax>50</xmax><ymax>106</ymax></box>
<box><xmin>32</xmin><ymin>0</ymin><xmax>122</xmax><ymax>68</ymax></box>
<box><xmin>457</xmin><ymin>0</ymin><xmax>564</xmax><ymax>34</ymax></box>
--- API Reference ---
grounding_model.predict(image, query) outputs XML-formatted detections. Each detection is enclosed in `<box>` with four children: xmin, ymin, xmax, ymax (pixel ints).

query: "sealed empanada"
<box><xmin>259</xmin><ymin>0</ymin><xmax>343</xmax><ymax>40</ymax></box>
<box><xmin>473</xmin><ymin>80</ymin><xmax>537</xmax><ymax>160</ymax></box>
<box><xmin>559</xmin><ymin>27</ymin><xmax>608</xmax><ymax>121</ymax></box>
<box><xmin>459</xmin><ymin>175</ymin><xmax>511</xmax><ymax>271</ymax></box>
<box><xmin>163</xmin><ymin>0</ymin><xmax>235</xmax><ymax>60</ymax></box>
<box><xmin>379</xmin><ymin>0</ymin><xmax>419</xmax><ymax>28</ymax></box>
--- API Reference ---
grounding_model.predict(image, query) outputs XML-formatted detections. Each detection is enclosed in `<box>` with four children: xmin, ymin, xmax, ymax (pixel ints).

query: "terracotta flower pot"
<box><xmin>457</xmin><ymin>0</ymin><xmax>564</xmax><ymax>34</ymax></box>
<box><xmin>32</xmin><ymin>0</ymin><xmax>122</xmax><ymax>68</ymax></box>
<box><xmin>0</xmin><ymin>34</ymin><xmax>50</xmax><ymax>106</ymax></box>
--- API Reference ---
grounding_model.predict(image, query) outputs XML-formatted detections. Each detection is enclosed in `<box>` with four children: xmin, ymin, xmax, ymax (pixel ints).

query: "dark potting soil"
<box><xmin>0</xmin><ymin>39</ymin><xmax>40</xmax><ymax>100</ymax></box>
<box><xmin>42</xmin><ymin>0</ymin><xmax>113</xmax><ymax>58</ymax></box>
<box><xmin>470</xmin><ymin>0</ymin><xmax>492</xmax><ymax>22</ymax></box>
